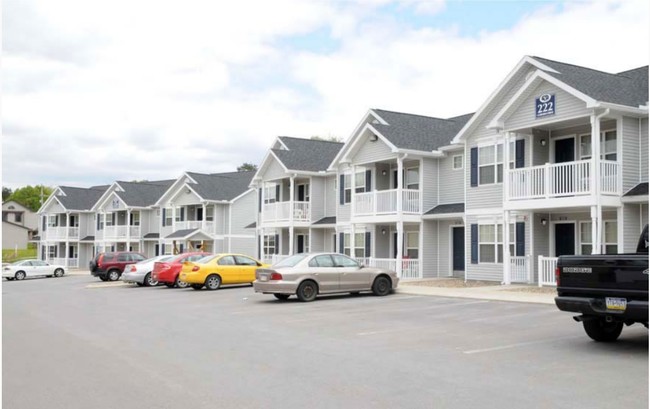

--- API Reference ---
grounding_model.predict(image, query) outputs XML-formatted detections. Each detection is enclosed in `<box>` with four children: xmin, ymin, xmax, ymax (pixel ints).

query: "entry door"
<box><xmin>196</xmin><ymin>207</ymin><xmax>203</xmax><ymax>221</ymax></box>
<box><xmin>555</xmin><ymin>223</ymin><xmax>576</xmax><ymax>256</ymax></box>
<box><xmin>297</xmin><ymin>184</ymin><xmax>309</xmax><ymax>201</ymax></box>
<box><xmin>452</xmin><ymin>227</ymin><xmax>465</xmax><ymax>271</ymax></box>
<box><xmin>296</xmin><ymin>235</ymin><xmax>305</xmax><ymax>253</ymax></box>
<box><xmin>555</xmin><ymin>138</ymin><xmax>575</xmax><ymax>163</ymax></box>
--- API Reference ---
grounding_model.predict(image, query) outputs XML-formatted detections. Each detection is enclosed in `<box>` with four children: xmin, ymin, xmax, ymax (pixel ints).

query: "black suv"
<box><xmin>90</xmin><ymin>251</ymin><xmax>146</xmax><ymax>281</ymax></box>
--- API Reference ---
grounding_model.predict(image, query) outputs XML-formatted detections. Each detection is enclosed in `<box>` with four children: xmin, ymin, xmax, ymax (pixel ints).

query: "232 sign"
<box><xmin>535</xmin><ymin>93</ymin><xmax>555</xmax><ymax>118</ymax></box>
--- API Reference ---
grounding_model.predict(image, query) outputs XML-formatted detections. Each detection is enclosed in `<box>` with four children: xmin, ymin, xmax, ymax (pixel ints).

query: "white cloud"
<box><xmin>2</xmin><ymin>0</ymin><xmax>648</xmax><ymax>188</ymax></box>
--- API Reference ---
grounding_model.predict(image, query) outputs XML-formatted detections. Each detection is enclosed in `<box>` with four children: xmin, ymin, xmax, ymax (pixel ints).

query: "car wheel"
<box><xmin>204</xmin><ymin>274</ymin><xmax>222</xmax><ymax>291</ymax></box>
<box><xmin>5</xmin><ymin>277</ymin><xmax>14</xmax><ymax>281</ymax></box>
<box><xmin>296</xmin><ymin>280</ymin><xmax>318</xmax><ymax>302</ymax></box>
<box><xmin>274</xmin><ymin>294</ymin><xmax>290</xmax><ymax>301</ymax></box>
<box><xmin>99</xmin><ymin>276</ymin><xmax>109</xmax><ymax>282</ymax></box>
<box><xmin>136</xmin><ymin>282</ymin><xmax>144</xmax><ymax>287</ymax></box>
<box><xmin>175</xmin><ymin>276</ymin><xmax>189</xmax><ymax>289</ymax></box>
<box><xmin>143</xmin><ymin>273</ymin><xmax>157</xmax><ymax>287</ymax></box>
<box><xmin>164</xmin><ymin>283</ymin><xmax>175</xmax><ymax>288</ymax></box>
<box><xmin>583</xmin><ymin>318</ymin><xmax>624</xmax><ymax>342</ymax></box>
<box><xmin>371</xmin><ymin>276</ymin><xmax>391</xmax><ymax>296</ymax></box>
<box><xmin>54</xmin><ymin>268</ymin><xmax>64</xmax><ymax>278</ymax></box>
<box><xmin>191</xmin><ymin>284</ymin><xmax>203</xmax><ymax>290</ymax></box>
<box><xmin>107</xmin><ymin>270</ymin><xmax>121</xmax><ymax>282</ymax></box>
<box><xmin>14</xmin><ymin>271</ymin><xmax>26</xmax><ymax>281</ymax></box>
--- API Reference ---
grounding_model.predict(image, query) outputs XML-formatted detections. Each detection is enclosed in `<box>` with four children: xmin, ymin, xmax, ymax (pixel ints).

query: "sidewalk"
<box><xmin>397</xmin><ymin>280</ymin><xmax>556</xmax><ymax>305</ymax></box>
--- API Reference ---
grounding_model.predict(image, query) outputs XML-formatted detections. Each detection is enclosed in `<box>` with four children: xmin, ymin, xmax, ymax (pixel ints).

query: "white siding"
<box><xmin>421</xmin><ymin>158</ymin><xmax>438</xmax><ymax>211</ymax></box>
<box><xmin>310</xmin><ymin>177</ymin><xmax>325</xmax><ymax>222</ymax></box>
<box><xmin>172</xmin><ymin>190</ymin><xmax>202</xmax><ymax>206</ymax></box>
<box><xmin>438</xmin><ymin>154</ymin><xmax>464</xmax><ymax>204</ymax></box>
<box><xmin>421</xmin><ymin>220</ymin><xmax>438</xmax><ymax>278</ymax></box>
<box><xmin>263</xmin><ymin>157</ymin><xmax>287</xmax><ymax>181</ymax></box>
<box><xmin>505</xmin><ymin>82</ymin><xmax>589</xmax><ymax>131</ymax></box>
<box><xmin>622</xmin><ymin>116</ymin><xmax>641</xmax><ymax>192</ymax></box>
<box><xmin>310</xmin><ymin>229</ymin><xmax>324</xmax><ymax>252</ymax></box>
<box><xmin>623</xmin><ymin>204</ymin><xmax>642</xmax><ymax>253</ymax></box>
<box><xmin>325</xmin><ymin>176</ymin><xmax>337</xmax><ymax>217</ymax></box>
<box><xmin>214</xmin><ymin>205</ymin><xmax>226</xmax><ymax>235</ymax></box>
<box><xmin>642</xmin><ymin>118</ymin><xmax>648</xmax><ymax>182</ymax></box>
<box><xmin>350</xmin><ymin>137</ymin><xmax>394</xmax><ymax>165</ymax></box>
<box><xmin>230</xmin><ymin>190</ymin><xmax>257</xmax><ymax>235</ymax></box>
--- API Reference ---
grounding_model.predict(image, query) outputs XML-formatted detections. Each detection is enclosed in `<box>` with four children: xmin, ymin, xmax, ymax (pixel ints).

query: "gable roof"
<box><xmin>624</xmin><ymin>182</ymin><xmax>648</xmax><ymax>197</ymax></box>
<box><xmin>114</xmin><ymin>179</ymin><xmax>175</xmax><ymax>207</ymax></box>
<box><xmin>271</xmin><ymin>137</ymin><xmax>344</xmax><ymax>172</ymax></box>
<box><xmin>56</xmin><ymin>186</ymin><xmax>109</xmax><ymax>211</ymax></box>
<box><xmin>184</xmin><ymin>171</ymin><xmax>255</xmax><ymax>201</ymax></box>
<box><xmin>530</xmin><ymin>57</ymin><xmax>648</xmax><ymax>108</ymax></box>
<box><xmin>371</xmin><ymin>109</ymin><xmax>473</xmax><ymax>152</ymax></box>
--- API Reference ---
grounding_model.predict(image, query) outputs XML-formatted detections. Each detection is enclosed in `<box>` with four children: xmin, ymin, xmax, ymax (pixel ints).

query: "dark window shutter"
<box><xmin>365</xmin><ymin>232</ymin><xmax>371</xmax><ymax>257</ymax></box>
<box><xmin>111</xmin><ymin>213</ymin><xmax>116</xmax><ymax>225</ymax></box>
<box><xmin>339</xmin><ymin>175</ymin><xmax>345</xmax><ymax>205</ymax></box>
<box><xmin>365</xmin><ymin>170</ymin><xmax>371</xmax><ymax>192</ymax></box>
<box><xmin>339</xmin><ymin>232</ymin><xmax>344</xmax><ymax>253</ymax></box>
<box><xmin>515</xmin><ymin>139</ymin><xmax>525</xmax><ymax>168</ymax></box>
<box><xmin>516</xmin><ymin>222</ymin><xmax>525</xmax><ymax>257</ymax></box>
<box><xmin>274</xmin><ymin>235</ymin><xmax>279</xmax><ymax>254</ymax></box>
<box><xmin>275</xmin><ymin>185</ymin><xmax>280</xmax><ymax>202</ymax></box>
<box><xmin>179</xmin><ymin>244</ymin><xmax>184</xmax><ymax>253</ymax></box>
<box><xmin>180</xmin><ymin>207</ymin><xmax>185</xmax><ymax>221</ymax></box>
<box><xmin>96</xmin><ymin>215</ymin><xmax>100</xmax><ymax>231</ymax></box>
<box><xmin>129</xmin><ymin>213</ymin><xmax>133</xmax><ymax>226</ymax></box>
<box><xmin>470</xmin><ymin>147</ymin><xmax>478</xmax><ymax>187</ymax></box>
<box><xmin>43</xmin><ymin>216</ymin><xmax>47</xmax><ymax>231</ymax></box>
<box><xmin>258</xmin><ymin>188</ymin><xmax>262</xmax><ymax>212</ymax></box>
<box><xmin>162</xmin><ymin>208</ymin><xmax>166</xmax><ymax>227</ymax></box>
<box><xmin>471</xmin><ymin>224</ymin><xmax>478</xmax><ymax>264</ymax></box>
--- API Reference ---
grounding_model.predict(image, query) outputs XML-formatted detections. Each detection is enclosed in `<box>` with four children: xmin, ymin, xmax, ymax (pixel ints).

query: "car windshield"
<box><xmin>196</xmin><ymin>255</ymin><xmax>216</xmax><ymax>264</ymax></box>
<box><xmin>10</xmin><ymin>260</ymin><xmax>28</xmax><ymax>266</ymax></box>
<box><xmin>274</xmin><ymin>254</ymin><xmax>308</xmax><ymax>268</ymax></box>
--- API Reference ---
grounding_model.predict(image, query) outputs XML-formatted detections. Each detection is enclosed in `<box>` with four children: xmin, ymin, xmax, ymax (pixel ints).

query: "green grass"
<box><xmin>2</xmin><ymin>248</ymin><xmax>37</xmax><ymax>263</ymax></box>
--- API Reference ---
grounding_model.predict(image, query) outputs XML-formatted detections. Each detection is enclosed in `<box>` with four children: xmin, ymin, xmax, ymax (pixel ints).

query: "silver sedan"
<box><xmin>253</xmin><ymin>253</ymin><xmax>399</xmax><ymax>302</ymax></box>
<box><xmin>121</xmin><ymin>255</ymin><xmax>174</xmax><ymax>287</ymax></box>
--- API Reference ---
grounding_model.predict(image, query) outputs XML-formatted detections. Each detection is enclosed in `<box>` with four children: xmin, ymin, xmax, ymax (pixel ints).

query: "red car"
<box><xmin>152</xmin><ymin>252</ymin><xmax>212</xmax><ymax>288</ymax></box>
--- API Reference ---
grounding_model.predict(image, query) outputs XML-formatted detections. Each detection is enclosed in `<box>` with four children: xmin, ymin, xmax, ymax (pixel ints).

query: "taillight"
<box><xmin>98</xmin><ymin>254</ymin><xmax>104</xmax><ymax>267</ymax></box>
<box><xmin>192</xmin><ymin>266</ymin><xmax>200</xmax><ymax>272</ymax></box>
<box><xmin>270</xmin><ymin>272</ymin><xmax>283</xmax><ymax>281</ymax></box>
<box><xmin>555</xmin><ymin>267</ymin><xmax>561</xmax><ymax>286</ymax></box>
<box><xmin>130</xmin><ymin>266</ymin><xmax>137</xmax><ymax>272</ymax></box>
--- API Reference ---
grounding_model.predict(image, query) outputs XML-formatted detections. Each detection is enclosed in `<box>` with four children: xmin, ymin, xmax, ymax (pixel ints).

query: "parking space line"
<box><xmin>463</xmin><ymin>335</ymin><xmax>584</xmax><ymax>354</ymax></box>
<box><xmin>86</xmin><ymin>282</ymin><xmax>131</xmax><ymax>289</ymax></box>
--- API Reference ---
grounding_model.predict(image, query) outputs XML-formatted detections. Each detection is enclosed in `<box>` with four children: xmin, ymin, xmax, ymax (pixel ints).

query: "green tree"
<box><xmin>2</xmin><ymin>187</ymin><xmax>12</xmax><ymax>202</ymax></box>
<box><xmin>237</xmin><ymin>163</ymin><xmax>258</xmax><ymax>172</ymax></box>
<box><xmin>8</xmin><ymin>185</ymin><xmax>53</xmax><ymax>212</ymax></box>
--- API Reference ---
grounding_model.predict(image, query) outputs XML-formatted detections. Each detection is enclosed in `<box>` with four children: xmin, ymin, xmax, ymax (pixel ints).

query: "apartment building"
<box><xmin>453</xmin><ymin>56</ymin><xmax>648</xmax><ymax>285</ymax></box>
<box><xmin>37</xmin><ymin>185</ymin><xmax>109</xmax><ymax>268</ymax></box>
<box><xmin>250</xmin><ymin>136</ymin><xmax>344</xmax><ymax>263</ymax></box>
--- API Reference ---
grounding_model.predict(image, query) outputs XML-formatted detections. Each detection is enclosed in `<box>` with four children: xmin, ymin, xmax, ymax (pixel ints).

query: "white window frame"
<box><xmin>405</xmin><ymin>231</ymin><xmax>419</xmax><ymax>259</ymax></box>
<box><xmin>263</xmin><ymin>234</ymin><xmax>276</xmax><ymax>257</ymax></box>
<box><xmin>579</xmin><ymin>130</ymin><xmax>617</xmax><ymax>161</ymax></box>
<box><xmin>206</xmin><ymin>206</ymin><xmax>214</xmax><ymax>222</ymax></box>
<box><xmin>405</xmin><ymin>167</ymin><xmax>420</xmax><ymax>190</ymax></box>
<box><xmin>579</xmin><ymin>221</ymin><xmax>593</xmax><ymax>255</ymax></box>
<box><xmin>175</xmin><ymin>207</ymin><xmax>184</xmax><ymax>222</ymax></box>
<box><xmin>478</xmin><ymin>142</ymin><xmax>514</xmax><ymax>185</ymax></box>
<box><xmin>264</xmin><ymin>184</ymin><xmax>277</xmax><ymax>204</ymax></box>
<box><xmin>343</xmin><ymin>174</ymin><xmax>352</xmax><ymax>204</ymax></box>
<box><xmin>478</xmin><ymin>223</ymin><xmax>508</xmax><ymax>264</ymax></box>
<box><xmin>578</xmin><ymin>220</ymin><xmax>617</xmax><ymax>254</ymax></box>
<box><xmin>343</xmin><ymin>232</ymin><xmax>365</xmax><ymax>258</ymax></box>
<box><xmin>48</xmin><ymin>215</ymin><xmax>58</xmax><ymax>227</ymax></box>
<box><xmin>131</xmin><ymin>212</ymin><xmax>140</xmax><ymax>226</ymax></box>
<box><xmin>453</xmin><ymin>155</ymin><xmax>463</xmax><ymax>170</ymax></box>
<box><xmin>164</xmin><ymin>208</ymin><xmax>173</xmax><ymax>226</ymax></box>
<box><xmin>354</xmin><ymin>171</ymin><xmax>366</xmax><ymax>194</ymax></box>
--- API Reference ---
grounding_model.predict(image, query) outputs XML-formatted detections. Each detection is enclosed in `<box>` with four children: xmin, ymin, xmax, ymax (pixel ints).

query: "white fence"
<box><xmin>44</xmin><ymin>227</ymin><xmax>80</xmax><ymax>240</ymax></box>
<box><xmin>507</xmin><ymin>160</ymin><xmax>620</xmax><ymax>200</ymax></box>
<box><xmin>538</xmin><ymin>256</ymin><xmax>558</xmax><ymax>287</ymax></box>
<box><xmin>357</xmin><ymin>257</ymin><xmax>419</xmax><ymax>279</ymax></box>
<box><xmin>262</xmin><ymin>202</ymin><xmax>310</xmax><ymax>222</ymax></box>
<box><xmin>509</xmin><ymin>255</ymin><xmax>531</xmax><ymax>283</ymax></box>
<box><xmin>353</xmin><ymin>189</ymin><xmax>420</xmax><ymax>216</ymax></box>
<box><xmin>47</xmin><ymin>257</ymin><xmax>78</xmax><ymax>268</ymax></box>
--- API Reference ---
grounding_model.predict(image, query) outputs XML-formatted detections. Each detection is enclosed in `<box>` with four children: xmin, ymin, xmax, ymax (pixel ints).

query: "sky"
<box><xmin>2</xmin><ymin>0</ymin><xmax>649</xmax><ymax>189</ymax></box>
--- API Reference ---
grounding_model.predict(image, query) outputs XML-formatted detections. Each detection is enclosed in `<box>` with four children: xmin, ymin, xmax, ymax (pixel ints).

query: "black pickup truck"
<box><xmin>555</xmin><ymin>225</ymin><xmax>649</xmax><ymax>342</ymax></box>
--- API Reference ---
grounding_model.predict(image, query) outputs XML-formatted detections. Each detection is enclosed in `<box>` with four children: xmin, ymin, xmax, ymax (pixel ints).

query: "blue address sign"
<box><xmin>535</xmin><ymin>93</ymin><xmax>555</xmax><ymax>118</ymax></box>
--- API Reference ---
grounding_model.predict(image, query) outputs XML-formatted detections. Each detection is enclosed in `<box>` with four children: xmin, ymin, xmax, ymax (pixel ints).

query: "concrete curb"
<box><xmin>396</xmin><ymin>285</ymin><xmax>556</xmax><ymax>305</ymax></box>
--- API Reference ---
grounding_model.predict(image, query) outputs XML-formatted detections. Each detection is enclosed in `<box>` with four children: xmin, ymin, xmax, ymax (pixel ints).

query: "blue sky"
<box><xmin>2</xmin><ymin>0</ymin><xmax>648</xmax><ymax>188</ymax></box>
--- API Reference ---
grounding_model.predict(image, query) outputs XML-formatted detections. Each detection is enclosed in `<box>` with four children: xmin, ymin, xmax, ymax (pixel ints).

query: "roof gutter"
<box><xmin>393</xmin><ymin>148</ymin><xmax>445</xmax><ymax>158</ymax></box>
<box><xmin>588</xmin><ymin>101</ymin><xmax>648</xmax><ymax>116</ymax></box>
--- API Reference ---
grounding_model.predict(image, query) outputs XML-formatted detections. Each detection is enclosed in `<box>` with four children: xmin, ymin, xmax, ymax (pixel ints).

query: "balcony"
<box><xmin>262</xmin><ymin>201</ymin><xmax>310</xmax><ymax>223</ymax></box>
<box><xmin>104</xmin><ymin>225</ymin><xmax>141</xmax><ymax>240</ymax></box>
<box><xmin>173</xmin><ymin>220</ymin><xmax>215</xmax><ymax>233</ymax></box>
<box><xmin>43</xmin><ymin>227</ymin><xmax>79</xmax><ymax>240</ymax></box>
<box><xmin>353</xmin><ymin>189</ymin><xmax>420</xmax><ymax>216</ymax></box>
<box><xmin>507</xmin><ymin>160</ymin><xmax>620</xmax><ymax>201</ymax></box>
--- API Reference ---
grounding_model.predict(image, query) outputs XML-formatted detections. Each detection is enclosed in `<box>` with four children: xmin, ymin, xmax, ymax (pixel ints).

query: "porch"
<box><xmin>353</xmin><ymin>189</ymin><xmax>420</xmax><ymax>216</ymax></box>
<box><xmin>43</xmin><ymin>226</ymin><xmax>80</xmax><ymax>240</ymax></box>
<box><xmin>262</xmin><ymin>201</ymin><xmax>310</xmax><ymax>223</ymax></box>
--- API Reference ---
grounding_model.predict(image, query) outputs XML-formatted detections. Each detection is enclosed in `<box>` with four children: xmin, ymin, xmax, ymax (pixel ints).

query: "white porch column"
<box><xmin>171</xmin><ymin>206</ymin><xmax>176</xmax><ymax>231</ymax></box>
<box><xmin>590</xmin><ymin>112</ymin><xmax>602</xmax><ymax>196</ymax></box>
<box><xmin>350</xmin><ymin>224</ymin><xmax>356</xmax><ymax>259</ymax></box>
<box><xmin>289</xmin><ymin>226</ymin><xmax>294</xmax><ymax>255</ymax></box>
<box><xmin>503</xmin><ymin>211</ymin><xmax>511</xmax><ymax>285</ymax></box>
<box><xmin>396</xmin><ymin>221</ymin><xmax>404</xmax><ymax>277</ymax></box>
<box><xmin>260</xmin><ymin>182</ymin><xmax>265</xmax><ymax>222</ymax></box>
<box><xmin>259</xmin><ymin>228</ymin><xmax>264</xmax><ymax>260</ymax></box>
<box><xmin>351</xmin><ymin>165</ymin><xmax>357</xmax><ymax>215</ymax></box>
<box><xmin>590</xmin><ymin>205</ymin><xmax>601</xmax><ymax>254</ymax></box>
<box><xmin>289</xmin><ymin>176</ymin><xmax>295</xmax><ymax>220</ymax></box>
<box><xmin>126</xmin><ymin>209</ymin><xmax>131</xmax><ymax>246</ymax></box>
<box><xmin>202</xmin><ymin>203</ymin><xmax>207</xmax><ymax>231</ymax></box>
<box><xmin>397</xmin><ymin>156</ymin><xmax>404</xmax><ymax>213</ymax></box>
<box><xmin>503</xmin><ymin>132</ymin><xmax>511</xmax><ymax>200</ymax></box>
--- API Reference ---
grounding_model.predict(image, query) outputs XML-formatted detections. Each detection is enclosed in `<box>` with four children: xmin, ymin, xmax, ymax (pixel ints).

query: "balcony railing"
<box><xmin>47</xmin><ymin>257</ymin><xmax>78</xmax><ymax>268</ymax></box>
<box><xmin>355</xmin><ymin>257</ymin><xmax>420</xmax><ymax>279</ymax></box>
<box><xmin>262</xmin><ymin>201</ymin><xmax>310</xmax><ymax>223</ymax></box>
<box><xmin>43</xmin><ymin>227</ymin><xmax>79</xmax><ymax>240</ymax></box>
<box><xmin>538</xmin><ymin>256</ymin><xmax>558</xmax><ymax>287</ymax></box>
<box><xmin>509</xmin><ymin>255</ymin><xmax>531</xmax><ymax>283</ymax></box>
<box><xmin>507</xmin><ymin>160</ymin><xmax>620</xmax><ymax>200</ymax></box>
<box><xmin>353</xmin><ymin>189</ymin><xmax>420</xmax><ymax>216</ymax></box>
<box><xmin>103</xmin><ymin>225</ymin><xmax>141</xmax><ymax>239</ymax></box>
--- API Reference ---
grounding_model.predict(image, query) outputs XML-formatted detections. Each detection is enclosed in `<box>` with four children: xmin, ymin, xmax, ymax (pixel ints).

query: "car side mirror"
<box><xmin>359</xmin><ymin>264</ymin><xmax>365</xmax><ymax>269</ymax></box>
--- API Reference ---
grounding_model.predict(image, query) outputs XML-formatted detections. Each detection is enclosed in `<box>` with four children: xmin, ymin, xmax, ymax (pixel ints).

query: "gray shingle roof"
<box><xmin>272</xmin><ymin>137</ymin><xmax>343</xmax><ymax>172</ymax></box>
<box><xmin>165</xmin><ymin>229</ymin><xmax>198</xmax><ymax>239</ymax></box>
<box><xmin>143</xmin><ymin>233</ymin><xmax>160</xmax><ymax>239</ymax></box>
<box><xmin>115</xmin><ymin>180</ymin><xmax>175</xmax><ymax>207</ymax></box>
<box><xmin>185</xmin><ymin>171</ymin><xmax>255</xmax><ymax>201</ymax></box>
<box><xmin>80</xmin><ymin>236</ymin><xmax>95</xmax><ymax>241</ymax></box>
<box><xmin>532</xmin><ymin>56</ymin><xmax>648</xmax><ymax>107</ymax></box>
<box><xmin>57</xmin><ymin>186</ymin><xmax>108</xmax><ymax>211</ymax></box>
<box><xmin>371</xmin><ymin>110</ymin><xmax>473</xmax><ymax>152</ymax></box>
<box><xmin>624</xmin><ymin>182</ymin><xmax>648</xmax><ymax>197</ymax></box>
<box><xmin>424</xmin><ymin>203</ymin><xmax>465</xmax><ymax>215</ymax></box>
<box><xmin>313</xmin><ymin>216</ymin><xmax>336</xmax><ymax>225</ymax></box>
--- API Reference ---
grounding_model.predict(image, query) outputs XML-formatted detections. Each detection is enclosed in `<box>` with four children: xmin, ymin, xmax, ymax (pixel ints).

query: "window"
<box><xmin>175</xmin><ymin>207</ymin><xmax>184</xmax><ymax>222</ymax></box>
<box><xmin>131</xmin><ymin>212</ymin><xmax>140</xmax><ymax>226</ymax></box>
<box><xmin>264</xmin><ymin>184</ymin><xmax>277</xmax><ymax>204</ymax></box>
<box><xmin>343</xmin><ymin>233</ymin><xmax>365</xmax><ymax>257</ymax></box>
<box><xmin>405</xmin><ymin>168</ymin><xmax>419</xmax><ymax>190</ymax></box>
<box><xmin>48</xmin><ymin>215</ymin><xmax>58</xmax><ymax>227</ymax></box>
<box><xmin>478</xmin><ymin>143</ymin><xmax>514</xmax><ymax>185</ymax></box>
<box><xmin>344</xmin><ymin>174</ymin><xmax>352</xmax><ymax>203</ymax></box>
<box><xmin>309</xmin><ymin>255</ymin><xmax>335</xmax><ymax>267</ymax></box>
<box><xmin>117</xmin><ymin>253</ymin><xmax>129</xmax><ymax>262</ymax></box>
<box><xmin>206</xmin><ymin>206</ymin><xmax>214</xmax><ymax>221</ymax></box>
<box><xmin>453</xmin><ymin>155</ymin><xmax>463</xmax><ymax>170</ymax></box>
<box><xmin>579</xmin><ymin>131</ymin><xmax>617</xmax><ymax>161</ymax></box>
<box><xmin>47</xmin><ymin>246</ymin><xmax>57</xmax><ymax>259</ymax></box>
<box><xmin>15</xmin><ymin>213</ymin><xmax>22</xmax><ymax>223</ymax></box>
<box><xmin>218</xmin><ymin>256</ymin><xmax>236</xmax><ymax>265</ymax></box>
<box><xmin>579</xmin><ymin>221</ymin><xmax>617</xmax><ymax>254</ymax></box>
<box><xmin>235</xmin><ymin>256</ymin><xmax>258</xmax><ymax>266</ymax></box>
<box><xmin>478</xmin><ymin>224</ymin><xmax>505</xmax><ymax>263</ymax></box>
<box><xmin>331</xmin><ymin>254</ymin><xmax>359</xmax><ymax>268</ymax></box>
<box><xmin>354</xmin><ymin>172</ymin><xmax>366</xmax><ymax>193</ymax></box>
<box><xmin>579</xmin><ymin>222</ymin><xmax>592</xmax><ymax>255</ymax></box>
<box><xmin>263</xmin><ymin>235</ymin><xmax>276</xmax><ymax>256</ymax></box>
<box><xmin>405</xmin><ymin>232</ymin><xmax>419</xmax><ymax>258</ymax></box>
<box><xmin>343</xmin><ymin>171</ymin><xmax>366</xmax><ymax>203</ymax></box>
<box><xmin>165</xmin><ymin>208</ymin><xmax>172</xmax><ymax>226</ymax></box>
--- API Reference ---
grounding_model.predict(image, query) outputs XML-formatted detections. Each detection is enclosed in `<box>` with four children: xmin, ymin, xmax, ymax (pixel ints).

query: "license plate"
<box><xmin>606</xmin><ymin>297</ymin><xmax>627</xmax><ymax>311</ymax></box>
<box><xmin>260</xmin><ymin>275</ymin><xmax>268</xmax><ymax>282</ymax></box>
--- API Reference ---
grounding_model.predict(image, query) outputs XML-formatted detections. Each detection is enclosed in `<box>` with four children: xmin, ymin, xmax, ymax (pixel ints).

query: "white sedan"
<box><xmin>3</xmin><ymin>259</ymin><xmax>66</xmax><ymax>281</ymax></box>
<box><xmin>121</xmin><ymin>255</ymin><xmax>174</xmax><ymax>286</ymax></box>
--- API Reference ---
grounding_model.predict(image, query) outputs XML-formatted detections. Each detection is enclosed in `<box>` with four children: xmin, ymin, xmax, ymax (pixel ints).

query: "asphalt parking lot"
<box><xmin>3</xmin><ymin>275</ymin><xmax>648</xmax><ymax>409</ymax></box>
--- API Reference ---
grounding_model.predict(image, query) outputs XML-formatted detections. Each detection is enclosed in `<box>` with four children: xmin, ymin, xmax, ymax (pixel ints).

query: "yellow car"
<box><xmin>179</xmin><ymin>254</ymin><xmax>270</xmax><ymax>291</ymax></box>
